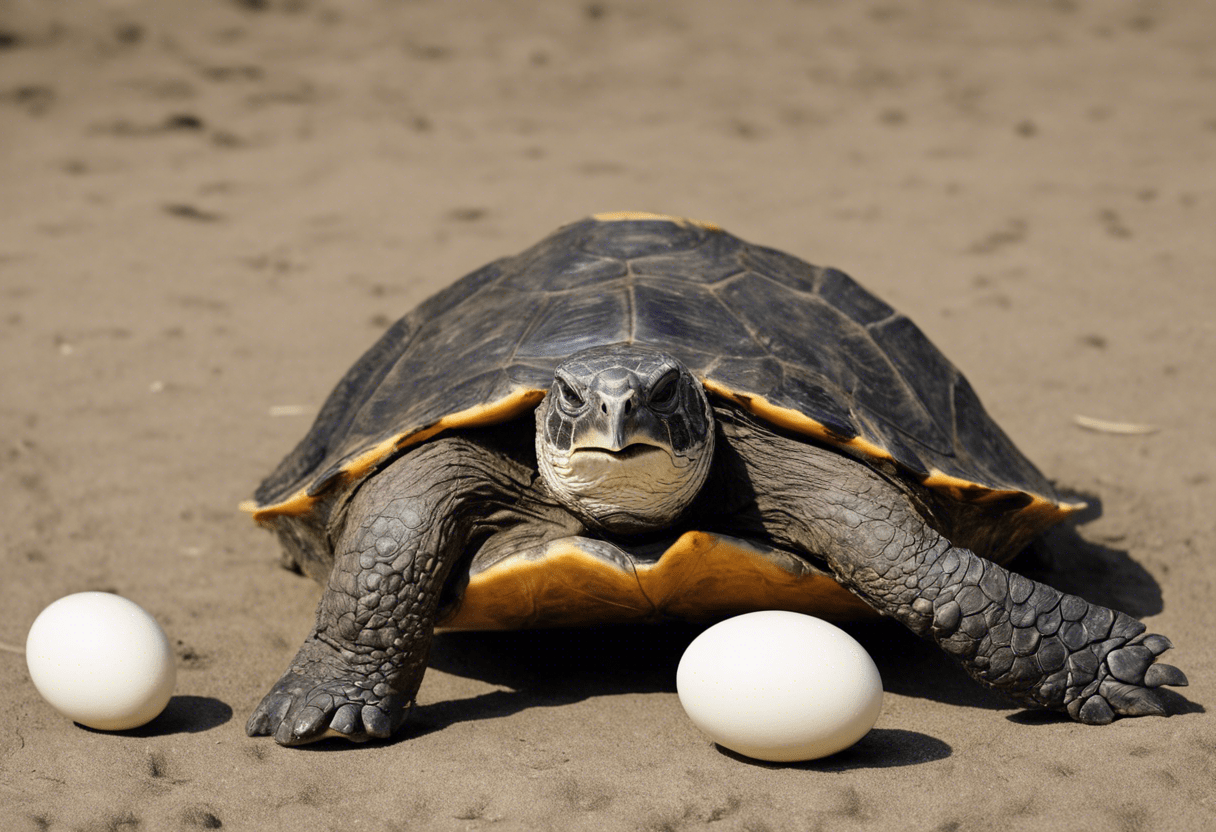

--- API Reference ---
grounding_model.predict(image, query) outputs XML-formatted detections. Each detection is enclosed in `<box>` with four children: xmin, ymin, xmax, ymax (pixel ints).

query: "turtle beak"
<box><xmin>597</xmin><ymin>390</ymin><xmax>637</xmax><ymax>453</ymax></box>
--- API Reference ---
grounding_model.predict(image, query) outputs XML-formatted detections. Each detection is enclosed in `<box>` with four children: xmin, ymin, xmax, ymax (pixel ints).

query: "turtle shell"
<box><xmin>248</xmin><ymin>212</ymin><xmax>1073</xmax><ymax>539</ymax></box>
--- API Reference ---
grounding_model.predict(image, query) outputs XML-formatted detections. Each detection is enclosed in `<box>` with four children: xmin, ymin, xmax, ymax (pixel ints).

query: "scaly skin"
<box><xmin>247</xmin><ymin>438</ymin><xmax>538</xmax><ymax>745</ymax></box>
<box><xmin>721</xmin><ymin>415</ymin><xmax>1187</xmax><ymax>723</ymax></box>
<box><xmin>841</xmin><ymin>525</ymin><xmax>1182</xmax><ymax>722</ymax></box>
<box><xmin>900</xmin><ymin>539</ymin><xmax>1183</xmax><ymax>722</ymax></box>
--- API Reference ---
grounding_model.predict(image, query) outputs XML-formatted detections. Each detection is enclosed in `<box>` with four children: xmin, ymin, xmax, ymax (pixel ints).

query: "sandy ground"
<box><xmin>1</xmin><ymin>1</ymin><xmax>1214</xmax><ymax>829</ymax></box>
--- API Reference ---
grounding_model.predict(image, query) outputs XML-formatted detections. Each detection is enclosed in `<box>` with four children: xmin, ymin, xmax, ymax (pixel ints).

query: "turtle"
<box><xmin>244</xmin><ymin>212</ymin><xmax>1186</xmax><ymax>746</ymax></box>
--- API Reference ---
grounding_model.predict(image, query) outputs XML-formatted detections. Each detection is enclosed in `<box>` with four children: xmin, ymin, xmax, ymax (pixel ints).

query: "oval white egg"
<box><xmin>26</xmin><ymin>592</ymin><xmax>177</xmax><ymax>731</ymax></box>
<box><xmin>676</xmin><ymin>610</ymin><xmax>883</xmax><ymax>762</ymax></box>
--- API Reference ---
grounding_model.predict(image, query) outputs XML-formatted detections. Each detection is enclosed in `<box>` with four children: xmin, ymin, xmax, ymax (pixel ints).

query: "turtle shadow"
<box><xmin>424</xmin><ymin>620</ymin><xmax>1014</xmax><ymax>723</ymax></box>
<box><xmin>413</xmin><ymin>622</ymin><xmax>697</xmax><ymax>738</ymax></box>
<box><xmin>844</xmin><ymin>622</ymin><xmax>1013</xmax><ymax>712</ymax></box>
<box><xmin>1016</xmin><ymin>493</ymin><xmax>1164</xmax><ymax>619</ymax></box>
<box><xmin>418</xmin><ymin>628</ymin><xmax>955</xmax><ymax>765</ymax></box>
<box><xmin>427</xmin><ymin>622</ymin><xmax>697</xmax><ymax>696</ymax></box>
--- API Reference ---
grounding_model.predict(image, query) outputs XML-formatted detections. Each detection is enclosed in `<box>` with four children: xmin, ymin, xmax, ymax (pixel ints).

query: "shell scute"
<box><xmin>515</xmin><ymin>290</ymin><xmax>633</xmax><ymax>359</ymax></box>
<box><xmin>867</xmin><ymin>315</ymin><xmax>959</xmax><ymax>435</ymax></box>
<box><xmin>578</xmin><ymin>217</ymin><xmax>711</xmax><ymax>259</ymax></box>
<box><xmin>740</xmin><ymin>244</ymin><xmax>825</xmax><ymax>294</ymax></box>
<box><xmin>815</xmin><ymin>267</ymin><xmax>896</xmax><ymax>326</ymax></box>
<box><xmin>630</xmin><ymin>230</ymin><xmax>747</xmax><ymax>284</ymax></box>
<box><xmin>632</xmin><ymin>279</ymin><xmax>763</xmax><ymax>358</ymax></box>
<box><xmin>507</xmin><ymin>245</ymin><xmax>627</xmax><ymax>292</ymax></box>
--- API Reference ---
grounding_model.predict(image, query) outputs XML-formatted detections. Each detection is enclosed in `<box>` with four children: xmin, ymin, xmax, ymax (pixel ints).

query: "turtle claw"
<box><xmin>1076</xmin><ymin>694</ymin><xmax>1115</xmax><ymax>725</ymax></box>
<box><xmin>1140</xmin><ymin>634</ymin><xmax>1173</xmax><ymax>656</ymax></box>
<box><xmin>1144</xmin><ymin>663</ymin><xmax>1188</xmax><ymax>688</ymax></box>
<box><xmin>247</xmin><ymin>663</ymin><xmax>410</xmax><ymax>746</ymax></box>
<box><xmin>1062</xmin><ymin>630</ymin><xmax>1185</xmax><ymax>724</ymax></box>
<box><xmin>246</xmin><ymin>689</ymin><xmax>291</xmax><ymax>737</ymax></box>
<box><xmin>1072</xmin><ymin>682</ymin><xmax>1167</xmax><ymax>725</ymax></box>
<box><xmin>328</xmin><ymin>702</ymin><xmax>363</xmax><ymax>736</ymax></box>
<box><xmin>1103</xmin><ymin>681</ymin><xmax>1168</xmax><ymax>718</ymax></box>
<box><xmin>283</xmin><ymin>699</ymin><xmax>347</xmax><ymax>745</ymax></box>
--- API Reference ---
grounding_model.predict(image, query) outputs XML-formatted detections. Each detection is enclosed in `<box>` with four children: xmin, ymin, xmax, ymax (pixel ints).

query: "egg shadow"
<box><xmin>76</xmin><ymin>695</ymin><xmax>233</xmax><ymax>737</ymax></box>
<box><xmin>714</xmin><ymin>728</ymin><xmax>952</xmax><ymax>769</ymax></box>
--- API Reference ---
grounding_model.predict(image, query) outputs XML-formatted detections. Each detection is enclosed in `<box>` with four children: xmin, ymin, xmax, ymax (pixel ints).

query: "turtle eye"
<box><xmin>649</xmin><ymin>371</ymin><xmax>680</xmax><ymax>411</ymax></box>
<box><xmin>555</xmin><ymin>379</ymin><xmax>585</xmax><ymax>414</ymax></box>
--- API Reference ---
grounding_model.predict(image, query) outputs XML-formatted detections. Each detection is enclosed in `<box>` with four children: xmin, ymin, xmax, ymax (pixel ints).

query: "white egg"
<box><xmin>26</xmin><ymin>592</ymin><xmax>177</xmax><ymax>731</ymax></box>
<box><xmin>676</xmin><ymin>610</ymin><xmax>883</xmax><ymax>762</ymax></box>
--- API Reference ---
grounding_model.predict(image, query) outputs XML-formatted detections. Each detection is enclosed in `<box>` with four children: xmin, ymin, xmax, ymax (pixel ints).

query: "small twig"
<box><xmin>1073</xmin><ymin>414</ymin><xmax>1160</xmax><ymax>435</ymax></box>
<box><xmin>0</xmin><ymin>642</ymin><xmax>25</xmax><ymax>655</ymax></box>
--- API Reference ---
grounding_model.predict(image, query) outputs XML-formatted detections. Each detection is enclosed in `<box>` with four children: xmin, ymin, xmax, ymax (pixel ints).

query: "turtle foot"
<box><xmin>1066</xmin><ymin>632</ymin><xmax>1188</xmax><ymax>725</ymax></box>
<box><xmin>916</xmin><ymin>549</ymin><xmax>1189</xmax><ymax>725</ymax></box>
<box><xmin>246</xmin><ymin>641</ymin><xmax>410</xmax><ymax>746</ymax></box>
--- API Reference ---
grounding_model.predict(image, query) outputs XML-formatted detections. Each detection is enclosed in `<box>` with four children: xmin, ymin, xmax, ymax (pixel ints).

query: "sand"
<box><xmin>1</xmin><ymin>1</ymin><xmax>1212</xmax><ymax>829</ymax></box>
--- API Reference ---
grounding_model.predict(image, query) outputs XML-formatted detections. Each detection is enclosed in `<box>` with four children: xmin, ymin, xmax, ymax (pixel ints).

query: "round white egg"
<box><xmin>676</xmin><ymin>610</ymin><xmax>883</xmax><ymax>762</ymax></box>
<box><xmin>26</xmin><ymin>592</ymin><xmax>177</xmax><ymax>731</ymax></box>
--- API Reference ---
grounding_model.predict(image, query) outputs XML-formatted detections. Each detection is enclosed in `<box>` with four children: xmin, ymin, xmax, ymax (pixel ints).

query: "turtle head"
<box><xmin>535</xmin><ymin>345</ymin><xmax>715</xmax><ymax>534</ymax></box>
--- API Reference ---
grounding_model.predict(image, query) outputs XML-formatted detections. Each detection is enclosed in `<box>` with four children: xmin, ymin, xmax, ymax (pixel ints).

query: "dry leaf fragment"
<box><xmin>1073</xmin><ymin>414</ymin><xmax>1160</xmax><ymax>435</ymax></box>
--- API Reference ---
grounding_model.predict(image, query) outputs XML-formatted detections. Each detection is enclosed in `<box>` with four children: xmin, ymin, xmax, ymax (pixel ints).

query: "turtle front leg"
<box><xmin>842</xmin><ymin>531</ymin><xmax>1187</xmax><ymax>723</ymax></box>
<box><xmin>247</xmin><ymin>438</ymin><xmax>531</xmax><ymax>746</ymax></box>
<box><xmin>723</xmin><ymin>424</ymin><xmax>1188</xmax><ymax>723</ymax></box>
